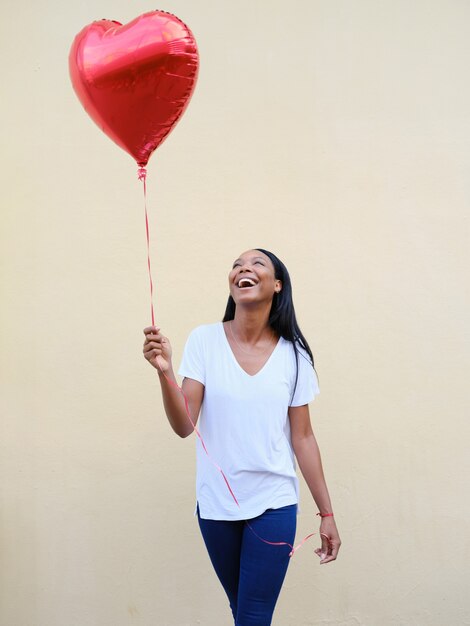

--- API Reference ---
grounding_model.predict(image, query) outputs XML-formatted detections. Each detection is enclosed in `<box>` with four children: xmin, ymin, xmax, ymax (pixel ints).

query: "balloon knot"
<box><xmin>137</xmin><ymin>167</ymin><xmax>147</xmax><ymax>182</ymax></box>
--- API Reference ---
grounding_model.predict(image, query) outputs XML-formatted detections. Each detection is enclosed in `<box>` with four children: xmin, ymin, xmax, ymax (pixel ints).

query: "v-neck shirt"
<box><xmin>178</xmin><ymin>322</ymin><xmax>320</xmax><ymax>520</ymax></box>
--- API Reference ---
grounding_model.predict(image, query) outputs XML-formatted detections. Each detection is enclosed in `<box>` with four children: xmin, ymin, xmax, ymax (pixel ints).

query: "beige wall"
<box><xmin>1</xmin><ymin>1</ymin><xmax>469</xmax><ymax>624</ymax></box>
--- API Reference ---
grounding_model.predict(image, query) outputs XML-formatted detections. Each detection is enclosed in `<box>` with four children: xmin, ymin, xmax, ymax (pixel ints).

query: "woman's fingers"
<box><xmin>330</xmin><ymin>542</ymin><xmax>340</xmax><ymax>562</ymax></box>
<box><xmin>317</xmin><ymin>530</ymin><xmax>341</xmax><ymax>564</ymax></box>
<box><xmin>143</xmin><ymin>326</ymin><xmax>165</xmax><ymax>348</ymax></box>
<box><xmin>318</xmin><ymin>532</ymin><xmax>330</xmax><ymax>563</ymax></box>
<box><xmin>143</xmin><ymin>325</ymin><xmax>160</xmax><ymax>336</ymax></box>
<box><xmin>320</xmin><ymin>540</ymin><xmax>340</xmax><ymax>564</ymax></box>
<box><xmin>143</xmin><ymin>336</ymin><xmax>163</xmax><ymax>349</ymax></box>
<box><xmin>143</xmin><ymin>327</ymin><xmax>162</xmax><ymax>343</ymax></box>
<box><xmin>143</xmin><ymin>328</ymin><xmax>168</xmax><ymax>347</ymax></box>
<box><xmin>143</xmin><ymin>343</ymin><xmax>162</xmax><ymax>356</ymax></box>
<box><xmin>142</xmin><ymin>326</ymin><xmax>172</xmax><ymax>372</ymax></box>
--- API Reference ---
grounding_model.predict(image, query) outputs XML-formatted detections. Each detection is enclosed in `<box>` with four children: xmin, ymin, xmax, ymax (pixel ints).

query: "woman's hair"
<box><xmin>222</xmin><ymin>248</ymin><xmax>315</xmax><ymax>398</ymax></box>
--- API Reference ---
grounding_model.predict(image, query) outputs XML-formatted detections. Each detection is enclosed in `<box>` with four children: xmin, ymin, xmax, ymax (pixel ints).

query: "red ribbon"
<box><xmin>139</xmin><ymin>167</ymin><xmax>156</xmax><ymax>326</ymax></box>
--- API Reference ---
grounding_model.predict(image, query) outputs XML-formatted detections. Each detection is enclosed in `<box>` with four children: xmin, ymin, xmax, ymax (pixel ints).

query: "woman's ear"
<box><xmin>275</xmin><ymin>281</ymin><xmax>282</xmax><ymax>293</ymax></box>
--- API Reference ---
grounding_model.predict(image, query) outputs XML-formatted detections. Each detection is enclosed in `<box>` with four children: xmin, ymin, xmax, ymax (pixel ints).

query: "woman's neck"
<box><xmin>231</xmin><ymin>305</ymin><xmax>273</xmax><ymax>344</ymax></box>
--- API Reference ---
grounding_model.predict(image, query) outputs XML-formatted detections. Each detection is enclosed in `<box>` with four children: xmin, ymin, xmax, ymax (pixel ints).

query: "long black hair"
<box><xmin>222</xmin><ymin>248</ymin><xmax>315</xmax><ymax>398</ymax></box>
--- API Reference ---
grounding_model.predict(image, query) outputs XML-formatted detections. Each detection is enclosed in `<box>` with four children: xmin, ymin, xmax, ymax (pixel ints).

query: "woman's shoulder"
<box><xmin>278</xmin><ymin>337</ymin><xmax>313</xmax><ymax>365</ymax></box>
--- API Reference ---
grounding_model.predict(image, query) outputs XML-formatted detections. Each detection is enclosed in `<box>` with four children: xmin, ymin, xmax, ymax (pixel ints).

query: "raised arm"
<box><xmin>143</xmin><ymin>326</ymin><xmax>204</xmax><ymax>438</ymax></box>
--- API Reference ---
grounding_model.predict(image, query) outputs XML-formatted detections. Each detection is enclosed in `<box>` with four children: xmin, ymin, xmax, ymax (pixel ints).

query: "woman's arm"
<box><xmin>143</xmin><ymin>326</ymin><xmax>204</xmax><ymax>438</ymax></box>
<box><xmin>289</xmin><ymin>404</ymin><xmax>341</xmax><ymax>564</ymax></box>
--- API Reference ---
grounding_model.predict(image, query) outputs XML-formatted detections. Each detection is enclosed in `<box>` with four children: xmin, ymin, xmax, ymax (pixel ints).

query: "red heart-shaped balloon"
<box><xmin>69</xmin><ymin>11</ymin><xmax>199</xmax><ymax>167</ymax></box>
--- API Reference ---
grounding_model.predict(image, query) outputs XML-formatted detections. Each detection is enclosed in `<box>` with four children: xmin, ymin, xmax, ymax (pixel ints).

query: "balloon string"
<box><xmin>245</xmin><ymin>522</ymin><xmax>329</xmax><ymax>558</ymax></box>
<box><xmin>158</xmin><ymin>367</ymin><xmax>240</xmax><ymax>508</ymax></box>
<box><xmin>139</xmin><ymin>167</ymin><xmax>155</xmax><ymax>326</ymax></box>
<box><xmin>138</xmin><ymin>165</ymin><xmax>238</xmax><ymax>507</ymax></box>
<box><xmin>139</xmin><ymin>168</ymin><xmax>329</xmax><ymax>557</ymax></box>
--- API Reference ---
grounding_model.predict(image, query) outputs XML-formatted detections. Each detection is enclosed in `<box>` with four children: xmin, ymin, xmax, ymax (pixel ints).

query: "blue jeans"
<box><xmin>197</xmin><ymin>504</ymin><xmax>297</xmax><ymax>626</ymax></box>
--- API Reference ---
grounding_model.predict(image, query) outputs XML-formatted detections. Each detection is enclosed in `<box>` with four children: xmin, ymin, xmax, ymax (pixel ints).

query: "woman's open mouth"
<box><xmin>237</xmin><ymin>278</ymin><xmax>257</xmax><ymax>289</ymax></box>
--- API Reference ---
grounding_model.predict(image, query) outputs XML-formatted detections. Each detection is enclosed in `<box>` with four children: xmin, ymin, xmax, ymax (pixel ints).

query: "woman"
<box><xmin>143</xmin><ymin>248</ymin><xmax>341</xmax><ymax>626</ymax></box>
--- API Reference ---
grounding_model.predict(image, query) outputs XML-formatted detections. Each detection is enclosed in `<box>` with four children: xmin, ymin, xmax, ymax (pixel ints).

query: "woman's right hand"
<box><xmin>143</xmin><ymin>326</ymin><xmax>173</xmax><ymax>373</ymax></box>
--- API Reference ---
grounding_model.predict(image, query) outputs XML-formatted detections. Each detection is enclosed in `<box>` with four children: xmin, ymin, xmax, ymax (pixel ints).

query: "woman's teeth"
<box><xmin>238</xmin><ymin>278</ymin><xmax>256</xmax><ymax>288</ymax></box>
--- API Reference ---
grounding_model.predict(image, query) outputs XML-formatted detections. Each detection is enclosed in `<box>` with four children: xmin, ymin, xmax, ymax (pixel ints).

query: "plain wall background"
<box><xmin>1</xmin><ymin>1</ymin><xmax>469</xmax><ymax>624</ymax></box>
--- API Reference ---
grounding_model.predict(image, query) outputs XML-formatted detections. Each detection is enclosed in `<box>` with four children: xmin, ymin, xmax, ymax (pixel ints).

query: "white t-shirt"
<box><xmin>178</xmin><ymin>322</ymin><xmax>319</xmax><ymax>520</ymax></box>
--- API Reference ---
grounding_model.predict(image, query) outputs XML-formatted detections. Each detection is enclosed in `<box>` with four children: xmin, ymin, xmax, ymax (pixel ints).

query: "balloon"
<box><xmin>69</xmin><ymin>11</ymin><xmax>199</xmax><ymax>167</ymax></box>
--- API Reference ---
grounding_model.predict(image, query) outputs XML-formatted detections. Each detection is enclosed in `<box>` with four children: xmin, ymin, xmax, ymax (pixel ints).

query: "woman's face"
<box><xmin>228</xmin><ymin>250</ymin><xmax>281</xmax><ymax>305</ymax></box>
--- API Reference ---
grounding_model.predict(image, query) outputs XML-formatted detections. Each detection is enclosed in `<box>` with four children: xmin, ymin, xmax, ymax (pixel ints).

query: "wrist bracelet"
<box><xmin>317</xmin><ymin>512</ymin><xmax>334</xmax><ymax>518</ymax></box>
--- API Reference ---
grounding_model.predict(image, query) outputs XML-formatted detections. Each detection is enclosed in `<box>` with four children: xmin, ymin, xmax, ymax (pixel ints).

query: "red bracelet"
<box><xmin>317</xmin><ymin>512</ymin><xmax>334</xmax><ymax>518</ymax></box>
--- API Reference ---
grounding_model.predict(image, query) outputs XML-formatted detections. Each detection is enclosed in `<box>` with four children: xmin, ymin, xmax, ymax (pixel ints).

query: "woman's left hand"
<box><xmin>315</xmin><ymin>517</ymin><xmax>341</xmax><ymax>564</ymax></box>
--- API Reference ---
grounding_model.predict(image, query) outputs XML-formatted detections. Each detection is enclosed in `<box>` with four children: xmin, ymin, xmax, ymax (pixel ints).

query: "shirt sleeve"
<box><xmin>289</xmin><ymin>346</ymin><xmax>320</xmax><ymax>407</ymax></box>
<box><xmin>178</xmin><ymin>327</ymin><xmax>206</xmax><ymax>385</ymax></box>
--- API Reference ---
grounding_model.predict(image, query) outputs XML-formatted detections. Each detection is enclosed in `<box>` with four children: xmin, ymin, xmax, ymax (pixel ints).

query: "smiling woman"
<box><xmin>142</xmin><ymin>249</ymin><xmax>341</xmax><ymax>626</ymax></box>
